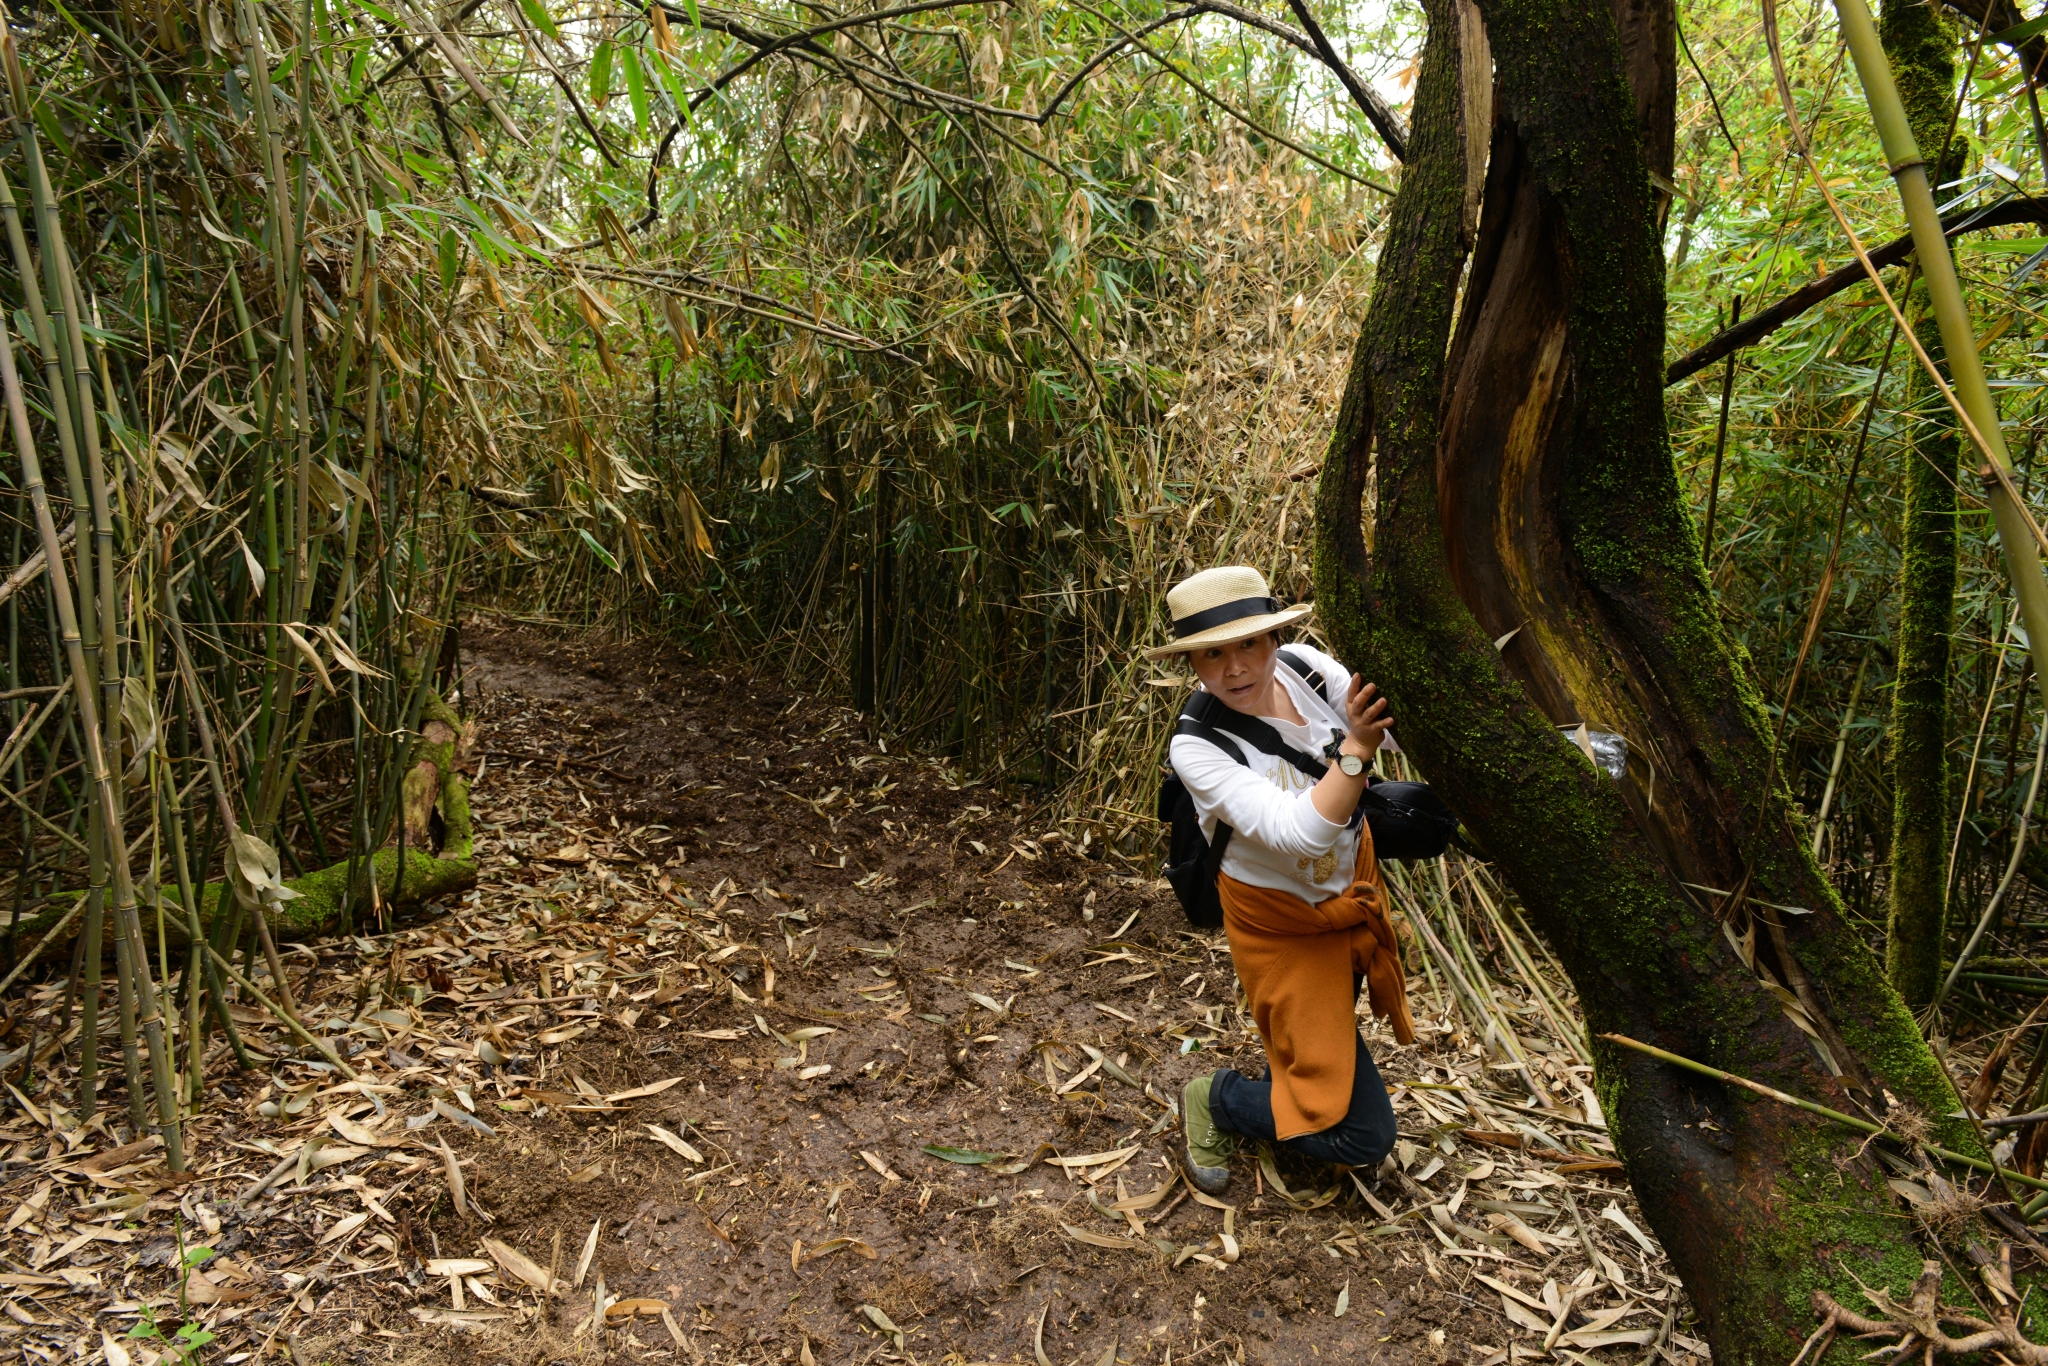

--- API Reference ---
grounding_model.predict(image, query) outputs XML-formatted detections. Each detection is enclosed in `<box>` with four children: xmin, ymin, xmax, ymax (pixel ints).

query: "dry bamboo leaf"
<box><xmin>432</xmin><ymin>1098</ymin><xmax>495</xmax><ymax>1135</ymax></box>
<box><xmin>318</xmin><ymin>1211</ymin><xmax>371</xmax><ymax>1246</ymax></box>
<box><xmin>1562</xmin><ymin>1328</ymin><xmax>1660</xmax><ymax>1349</ymax></box>
<box><xmin>1054</xmin><ymin>1055</ymin><xmax>1105</xmax><ymax>1095</ymax></box>
<box><xmin>987</xmin><ymin>1146</ymin><xmax>1056</xmax><ymax>1179</ymax></box>
<box><xmin>1499</xmin><ymin>1294</ymin><xmax>1553</xmax><ymax>1334</ymax></box>
<box><xmin>72</xmin><ymin>1137</ymin><xmax>161</xmax><ymax>1174</ymax></box>
<box><xmin>1598</xmin><ymin>1201</ymin><xmax>1658</xmax><ymax>1253</ymax></box>
<box><xmin>409</xmin><ymin>1307</ymin><xmax>510</xmax><ymax>1329</ymax></box>
<box><xmin>181</xmin><ymin>1268</ymin><xmax>254</xmax><ymax>1305</ymax></box>
<box><xmin>860</xmin><ymin>1304</ymin><xmax>906</xmax><ymax>1349</ymax></box>
<box><xmin>860</xmin><ymin>1150</ymin><xmax>901</xmax><ymax>1181</ymax></box>
<box><xmin>646</xmin><ymin>1125</ymin><xmax>704</xmax><ymax>1162</ymax></box>
<box><xmin>802</xmin><ymin>1237</ymin><xmax>877</xmax><ymax>1263</ymax></box>
<box><xmin>328</xmin><ymin>1112</ymin><xmax>404</xmax><ymax>1147</ymax></box>
<box><xmin>1060</xmin><ymin>1222</ymin><xmax>1154</xmax><ymax>1253</ymax></box>
<box><xmin>438</xmin><ymin>1139</ymin><xmax>468</xmax><ymax>1218</ymax></box>
<box><xmin>482</xmin><ymin>1237</ymin><xmax>557</xmax><ymax>1295</ymax></box>
<box><xmin>574</xmin><ymin>1219</ymin><xmax>601</xmax><ymax>1288</ymax></box>
<box><xmin>427</xmin><ymin>1259</ymin><xmax>494</xmax><ymax>1277</ymax></box>
<box><xmin>1044</xmin><ymin>1145</ymin><xmax>1140</xmax><ymax>1170</ymax></box>
<box><xmin>1492</xmin><ymin>1212</ymin><xmax>1549</xmax><ymax>1256</ymax></box>
<box><xmin>605</xmin><ymin>1297</ymin><xmax>670</xmax><ymax>1318</ymax></box>
<box><xmin>306</xmin><ymin>1144</ymin><xmax>369</xmax><ymax>1174</ymax></box>
<box><xmin>1474</xmin><ymin>1272</ymin><xmax>1549</xmax><ymax>1314</ymax></box>
<box><xmin>605</xmin><ymin>1077</ymin><xmax>684</xmax><ymax>1102</ymax></box>
<box><xmin>1108</xmin><ymin>1177</ymin><xmax>1177</xmax><ymax>1212</ymax></box>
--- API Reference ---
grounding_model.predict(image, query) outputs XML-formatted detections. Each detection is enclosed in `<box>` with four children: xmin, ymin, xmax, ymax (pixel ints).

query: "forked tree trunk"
<box><xmin>1313</xmin><ymin>0</ymin><xmax>1976</xmax><ymax>1359</ymax></box>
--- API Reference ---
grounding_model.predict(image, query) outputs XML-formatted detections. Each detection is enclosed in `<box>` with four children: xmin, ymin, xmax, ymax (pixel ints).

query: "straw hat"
<box><xmin>1144</xmin><ymin>566</ymin><xmax>1314</xmax><ymax>659</ymax></box>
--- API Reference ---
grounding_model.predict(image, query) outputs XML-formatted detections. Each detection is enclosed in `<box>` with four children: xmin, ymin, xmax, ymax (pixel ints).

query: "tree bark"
<box><xmin>1882</xmin><ymin>0</ymin><xmax>1965</xmax><ymax>1010</ymax></box>
<box><xmin>1313</xmin><ymin>0</ymin><xmax>1975</xmax><ymax>1359</ymax></box>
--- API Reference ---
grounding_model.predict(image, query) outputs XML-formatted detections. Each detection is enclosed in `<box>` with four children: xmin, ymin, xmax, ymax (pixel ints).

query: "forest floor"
<box><xmin>0</xmin><ymin>620</ymin><xmax>1706</xmax><ymax>1366</ymax></box>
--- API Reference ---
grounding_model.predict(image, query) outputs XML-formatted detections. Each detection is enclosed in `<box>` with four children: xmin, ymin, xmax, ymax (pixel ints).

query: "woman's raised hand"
<box><xmin>1344</xmin><ymin>674</ymin><xmax>1392</xmax><ymax>756</ymax></box>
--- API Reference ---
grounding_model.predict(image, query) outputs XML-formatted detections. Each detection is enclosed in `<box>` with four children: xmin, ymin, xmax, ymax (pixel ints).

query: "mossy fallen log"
<box><xmin>9</xmin><ymin>848</ymin><xmax>476</xmax><ymax>957</ymax></box>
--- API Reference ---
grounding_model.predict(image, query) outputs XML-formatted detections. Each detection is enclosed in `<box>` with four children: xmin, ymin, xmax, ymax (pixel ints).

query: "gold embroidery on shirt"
<box><xmin>1312</xmin><ymin>850</ymin><xmax>1338</xmax><ymax>882</ymax></box>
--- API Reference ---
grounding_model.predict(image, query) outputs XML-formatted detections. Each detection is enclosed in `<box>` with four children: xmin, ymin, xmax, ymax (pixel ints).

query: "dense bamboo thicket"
<box><xmin>0</xmin><ymin>0</ymin><xmax>1420</xmax><ymax>1149</ymax></box>
<box><xmin>1665</xmin><ymin>0</ymin><xmax>2048</xmax><ymax>985</ymax></box>
<box><xmin>17</xmin><ymin>0</ymin><xmax>2048</xmax><ymax>1155</ymax></box>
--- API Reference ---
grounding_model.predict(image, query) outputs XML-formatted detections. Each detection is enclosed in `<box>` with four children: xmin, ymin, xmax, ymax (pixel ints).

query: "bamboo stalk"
<box><xmin>1943</xmin><ymin>716</ymin><xmax>2048</xmax><ymax>1004</ymax></box>
<box><xmin>1</xmin><ymin>322</ymin><xmax>185</xmax><ymax>1168</ymax></box>
<box><xmin>201</xmin><ymin>942</ymin><xmax>357</xmax><ymax>1080</ymax></box>
<box><xmin>1820</xmin><ymin>0</ymin><xmax>2048</xmax><ymax>727</ymax></box>
<box><xmin>0</xmin><ymin>894</ymin><xmax>86</xmax><ymax>999</ymax></box>
<box><xmin>1600</xmin><ymin>1032</ymin><xmax>2048</xmax><ymax>1192</ymax></box>
<box><xmin>1811</xmin><ymin>651</ymin><xmax>1869</xmax><ymax>861</ymax></box>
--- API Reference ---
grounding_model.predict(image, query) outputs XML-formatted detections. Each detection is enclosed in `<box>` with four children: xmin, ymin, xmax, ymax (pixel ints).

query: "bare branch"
<box><xmin>628</xmin><ymin>0</ymin><xmax>1400</xmax><ymax>232</ymax></box>
<box><xmin>1665</xmin><ymin>196</ymin><xmax>2048</xmax><ymax>386</ymax></box>
<box><xmin>1275</xmin><ymin>0</ymin><xmax>1407</xmax><ymax>160</ymax></box>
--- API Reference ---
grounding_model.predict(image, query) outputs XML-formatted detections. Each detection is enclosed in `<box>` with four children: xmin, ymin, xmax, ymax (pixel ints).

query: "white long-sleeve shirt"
<box><xmin>1168</xmin><ymin>644</ymin><xmax>1375</xmax><ymax>902</ymax></box>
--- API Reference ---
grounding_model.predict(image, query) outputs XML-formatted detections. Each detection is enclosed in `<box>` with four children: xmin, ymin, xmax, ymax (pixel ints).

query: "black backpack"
<box><xmin>1156</xmin><ymin>651</ymin><xmax>1459</xmax><ymax>929</ymax></box>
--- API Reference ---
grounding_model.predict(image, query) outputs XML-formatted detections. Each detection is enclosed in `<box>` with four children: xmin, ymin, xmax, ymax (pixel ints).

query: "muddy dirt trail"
<box><xmin>0</xmin><ymin>620</ymin><xmax>1699</xmax><ymax>1366</ymax></box>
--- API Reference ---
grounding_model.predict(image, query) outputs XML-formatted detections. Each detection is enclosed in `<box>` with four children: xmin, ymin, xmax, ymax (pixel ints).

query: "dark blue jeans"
<box><xmin>1209</xmin><ymin>1030</ymin><xmax>1397</xmax><ymax>1168</ymax></box>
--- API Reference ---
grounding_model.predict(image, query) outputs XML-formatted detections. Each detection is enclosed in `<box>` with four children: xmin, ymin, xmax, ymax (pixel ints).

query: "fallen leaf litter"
<box><xmin>0</xmin><ymin>622</ymin><xmax>1706</xmax><ymax>1364</ymax></box>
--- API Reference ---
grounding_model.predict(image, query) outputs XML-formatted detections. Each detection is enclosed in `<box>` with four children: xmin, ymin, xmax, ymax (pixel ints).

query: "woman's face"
<box><xmin>1187</xmin><ymin>633</ymin><xmax>1281</xmax><ymax>714</ymax></box>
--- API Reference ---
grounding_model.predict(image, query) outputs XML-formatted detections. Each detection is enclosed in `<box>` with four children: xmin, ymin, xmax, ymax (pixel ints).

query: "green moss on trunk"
<box><xmin>11</xmin><ymin>849</ymin><xmax>476</xmax><ymax>953</ymax></box>
<box><xmin>1882</xmin><ymin>0</ymin><xmax>1962</xmax><ymax>1008</ymax></box>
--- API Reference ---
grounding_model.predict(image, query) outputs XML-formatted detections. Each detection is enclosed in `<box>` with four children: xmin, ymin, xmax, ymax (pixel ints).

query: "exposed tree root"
<box><xmin>1803</xmin><ymin>1253</ymin><xmax>2046</xmax><ymax>1366</ymax></box>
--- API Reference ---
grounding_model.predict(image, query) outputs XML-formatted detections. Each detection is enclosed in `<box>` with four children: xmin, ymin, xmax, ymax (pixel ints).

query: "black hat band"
<box><xmin>1172</xmin><ymin>595</ymin><xmax>1285</xmax><ymax>639</ymax></box>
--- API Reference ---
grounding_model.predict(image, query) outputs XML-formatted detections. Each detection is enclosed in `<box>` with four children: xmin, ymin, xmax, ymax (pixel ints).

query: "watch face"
<box><xmin>1340</xmin><ymin>754</ymin><xmax>1364</xmax><ymax>776</ymax></box>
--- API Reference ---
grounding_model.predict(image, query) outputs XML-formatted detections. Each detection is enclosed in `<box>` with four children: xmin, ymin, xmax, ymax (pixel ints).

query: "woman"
<box><xmin>1148</xmin><ymin>565</ymin><xmax>1410</xmax><ymax>1194</ymax></box>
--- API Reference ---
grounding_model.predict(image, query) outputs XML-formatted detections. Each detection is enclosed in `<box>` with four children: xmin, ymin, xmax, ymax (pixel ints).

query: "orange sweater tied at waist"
<box><xmin>1218</xmin><ymin>833</ymin><xmax>1413</xmax><ymax>1140</ymax></box>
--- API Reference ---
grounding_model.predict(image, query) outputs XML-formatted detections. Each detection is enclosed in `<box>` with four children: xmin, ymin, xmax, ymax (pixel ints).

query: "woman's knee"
<box><xmin>1327</xmin><ymin>1109</ymin><xmax>1395</xmax><ymax>1167</ymax></box>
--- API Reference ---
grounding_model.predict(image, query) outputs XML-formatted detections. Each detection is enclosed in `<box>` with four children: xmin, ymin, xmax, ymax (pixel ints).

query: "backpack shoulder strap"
<box><xmin>1277</xmin><ymin>647</ymin><xmax>1330</xmax><ymax>702</ymax></box>
<box><xmin>1181</xmin><ymin>689</ymin><xmax>1327</xmax><ymax>783</ymax></box>
<box><xmin>1175</xmin><ymin>695</ymin><xmax>1252</xmax><ymax>768</ymax></box>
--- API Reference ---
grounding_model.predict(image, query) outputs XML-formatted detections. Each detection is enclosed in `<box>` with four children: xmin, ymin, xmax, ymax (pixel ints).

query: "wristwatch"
<box><xmin>1336</xmin><ymin>752</ymin><xmax>1365</xmax><ymax>777</ymax></box>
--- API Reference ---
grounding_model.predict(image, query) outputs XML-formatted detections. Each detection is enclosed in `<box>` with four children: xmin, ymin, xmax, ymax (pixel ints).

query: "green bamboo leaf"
<box><xmin>438</xmin><ymin>229</ymin><xmax>461</xmax><ymax>291</ymax></box>
<box><xmin>1991</xmin><ymin>14</ymin><xmax>2048</xmax><ymax>46</ymax></box>
<box><xmin>577</xmin><ymin>528</ymin><xmax>621</xmax><ymax>572</ymax></box>
<box><xmin>921</xmin><ymin>1145</ymin><xmax>1005</xmax><ymax>1164</ymax></box>
<box><xmin>651</xmin><ymin>47</ymin><xmax>691</xmax><ymax>112</ymax></box>
<box><xmin>516</xmin><ymin>0</ymin><xmax>560</xmax><ymax>41</ymax></box>
<box><xmin>622</xmin><ymin>44</ymin><xmax>650</xmax><ymax>136</ymax></box>
<box><xmin>679</xmin><ymin>0</ymin><xmax>702</xmax><ymax>30</ymax></box>
<box><xmin>590</xmin><ymin>39</ymin><xmax>614</xmax><ymax>103</ymax></box>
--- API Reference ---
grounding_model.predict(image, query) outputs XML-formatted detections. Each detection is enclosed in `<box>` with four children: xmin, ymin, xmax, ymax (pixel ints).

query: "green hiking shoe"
<box><xmin>1182</xmin><ymin>1072</ymin><xmax>1236</xmax><ymax>1194</ymax></box>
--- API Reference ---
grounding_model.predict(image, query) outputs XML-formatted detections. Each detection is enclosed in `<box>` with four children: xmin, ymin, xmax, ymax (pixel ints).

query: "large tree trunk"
<box><xmin>1881</xmin><ymin>0</ymin><xmax>1963</xmax><ymax>1009</ymax></box>
<box><xmin>1313</xmin><ymin>0</ymin><xmax>1977</xmax><ymax>1360</ymax></box>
